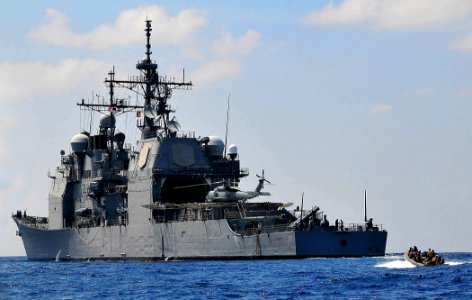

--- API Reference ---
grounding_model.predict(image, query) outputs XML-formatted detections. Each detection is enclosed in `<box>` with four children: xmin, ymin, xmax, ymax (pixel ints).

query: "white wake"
<box><xmin>375</xmin><ymin>259</ymin><xmax>416</xmax><ymax>269</ymax></box>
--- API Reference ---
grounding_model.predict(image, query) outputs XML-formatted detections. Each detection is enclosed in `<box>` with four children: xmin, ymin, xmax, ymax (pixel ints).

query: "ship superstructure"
<box><xmin>13</xmin><ymin>20</ymin><xmax>387</xmax><ymax>260</ymax></box>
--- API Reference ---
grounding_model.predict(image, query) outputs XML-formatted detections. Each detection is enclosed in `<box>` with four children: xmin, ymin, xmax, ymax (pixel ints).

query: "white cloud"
<box><xmin>0</xmin><ymin>116</ymin><xmax>16</xmax><ymax>161</ymax></box>
<box><xmin>410</xmin><ymin>86</ymin><xmax>435</xmax><ymax>97</ymax></box>
<box><xmin>0</xmin><ymin>58</ymin><xmax>109</xmax><ymax>102</ymax></box>
<box><xmin>304</xmin><ymin>0</ymin><xmax>472</xmax><ymax>30</ymax></box>
<box><xmin>370</xmin><ymin>103</ymin><xmax>392</xmax><ymax>113</ymax></box>
<box><xmin>451</xmin><ymin>32</ymin><xmax>472</xmax><ymax>53</ymax></box>
<box><xmin>189</xmin><ymin>30</ymin><xmax>260</xmax><ymax>86</ymax></box>
<box><xmin>30</xmin><ymin>6</ymin><xmax>208</xmax><ymax>49</ymax></box>
<box><xmin>457</xmin><ymin>87</ymin><xmax>472</xmax><ymax>97</ymax></box>
<box><xmin>0</xmin><ymin>178</ymin><xmax>28</xmax><ymax>256</ymax></box>
<box><xmin>190</xmin><ymin>59</ymin><xmax>242</xmax><ymax>87</ymax></box>
<box><xmin>0</xmin><ymin>179</ymin><xmax>24</xmax><ymax>215</ymax></box>
<box><xmin>26</xmin><ymin>7</ymin><xmax>260</xmax><ymax>86</ymax></box>
<box><xmin>212</xmin><ymin>30</ymin><xmax>261</xmax><ymax>57</ymax></box>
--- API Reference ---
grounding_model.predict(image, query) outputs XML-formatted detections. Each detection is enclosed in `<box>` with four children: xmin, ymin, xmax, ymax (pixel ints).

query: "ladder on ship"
<box><xmin>237</xmin><ymin>202</ymin><xmax>246</xmax><ymax>218</ymax></box>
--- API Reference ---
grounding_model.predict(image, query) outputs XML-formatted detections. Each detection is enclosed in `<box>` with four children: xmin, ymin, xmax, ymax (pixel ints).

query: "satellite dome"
<box><xmin>207</xmin><ymin>136</ymin><xmax>224</xmax><ymax>158</ymax></box>
<box><xmin>70</xmin><ymin>133</ymin><xmax>89</xmax><ymax>153</ymax></box>
<box><xmin>167</xmin><ymin>120</ymin><xmax>180</xmax><ymax>134</ymax></box>
<box><xmin>208</xmin><ymin>136</ymin><xmax>224</xmax><ymax>146</ymax></box>
<box><xmin>99</xmin><ymin>112</ymin><xmax>116</xmax><ymax>128</ymax></box>
<box><xmin>227</xmin><ymin>144</ymin><xmax>238</xmax><ymax>159</ymax></box>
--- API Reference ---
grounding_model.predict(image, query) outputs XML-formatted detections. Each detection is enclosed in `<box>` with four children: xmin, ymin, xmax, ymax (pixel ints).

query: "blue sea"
<box><xmin>0</xmin><ymin>253</ymin><xmax>471</xmax><ymax>299</ymax></box>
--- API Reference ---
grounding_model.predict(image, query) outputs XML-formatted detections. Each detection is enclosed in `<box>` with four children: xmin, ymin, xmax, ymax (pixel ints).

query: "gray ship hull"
<box><xmin>15</xmin><ymin>219</ymin><xmax>387</xmax><ymax>261</ymax></box>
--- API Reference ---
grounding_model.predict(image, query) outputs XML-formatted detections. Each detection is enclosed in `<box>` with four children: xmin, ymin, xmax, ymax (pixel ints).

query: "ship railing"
<box><xmin>245</xmin><ymin>211</ymin><xmax>281</xmax><ymax>218</ymax></box>
<box><xmin>151</xmin><ymin>167</ymin><xmax>219</xmax><ymax>178</ymax></box>
<box><xmin>262</xmin><ymin>223</ymin><xmax>291</xmax><ymax>234</ymax></box>
<box><xmin>342</xmin><ymin>223</ymin><xmax>383</xmax><ymax>232</ymax></box>
<box><xmin>146</xmin><ymin>167</ymin><xmax>248</xmax><ymax>177</ymax></box>
<box><xmin>176</xmin><ymin>131</ymin><xmax>195</xmax><ymax>138</ymax></box>
<box><xmin>240</xmin><ymin>168</ymin><xmax>249</xmax><ymax>176</ymax></box>
<box><xmin>12</xmin><ymin>213</ymin><xmax>49</xmax><ymax>230</ymax></box>
<box><xmin>295</xmin><ymin>221</ymin><xmax>384</xmax><ymax>232</ymax></box>
<box><xmin>224</xmin><ymin>209</ymin><xmax>283</xmax><ymax>219</ymax></box>
<box><xmin>73</xmin><ymin>169</ymin><xmax>128</xmax><ymax>180</ymax></box>
<box><xmin>243</xmin><ymin>224</ymin><xmax>292</xmax><ymax>235</ymax></box>
<box><xmin>174</xmin><ymin>214</ymin><xmax>197</xmax><ymax>222</ymax></box>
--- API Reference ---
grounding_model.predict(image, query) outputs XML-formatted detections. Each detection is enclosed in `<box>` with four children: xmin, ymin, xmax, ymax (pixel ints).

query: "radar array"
<box><xmin>78</xmin><ymin>20</ymin><xmax>192</xmax><ymax>138</ymax></box>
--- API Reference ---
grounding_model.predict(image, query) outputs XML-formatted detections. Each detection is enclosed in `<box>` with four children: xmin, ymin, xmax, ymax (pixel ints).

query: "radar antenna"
<box><xmin>77</xmin><ymin>20</ymin><xmax>192</xmax><ymax>139</ymax></box>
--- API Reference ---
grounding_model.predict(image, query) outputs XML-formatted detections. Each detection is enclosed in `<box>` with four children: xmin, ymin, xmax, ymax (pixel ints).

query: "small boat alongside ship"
<box><xmin>404</xmin><ymin>246</ymin><xmax>445</xmax><ymax>266</ymax></box>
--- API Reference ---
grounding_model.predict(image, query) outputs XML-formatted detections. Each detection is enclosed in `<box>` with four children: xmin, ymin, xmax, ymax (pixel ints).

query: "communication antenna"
<box><xmin>364</xmin><ymin>189</ymin><xmax>367</xmax><ymax>222</ymax></box>
<box><xmin>223</xmin><ymin>93</ymin><xmax>231</xmax><ymax>158</ymax></box>
<box><xmin>89</xmin><ymin>92</ymin><xmax>94</xmax><ymax>133</ymax></box>
<box><xmin>300</xmin><ymin>192</ymin><xmax>304</xmax><ymax>220</ymax></box>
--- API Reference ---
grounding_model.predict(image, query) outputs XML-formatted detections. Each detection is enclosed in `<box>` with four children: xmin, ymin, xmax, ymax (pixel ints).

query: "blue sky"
<box><xmin>2</xmin><ymin>0</ymin><xmax>472</xmax><ymax>255</ymax></box>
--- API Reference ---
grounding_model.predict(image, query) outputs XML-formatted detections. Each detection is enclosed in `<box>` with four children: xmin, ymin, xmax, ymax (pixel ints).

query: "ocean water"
<box><xmin>0</xmin><ymin>253</ymin><xmax>471</xmax><ymax>299</ymax></box>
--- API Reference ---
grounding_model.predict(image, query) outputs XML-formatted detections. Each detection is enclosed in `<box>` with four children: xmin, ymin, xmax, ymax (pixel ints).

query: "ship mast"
<box><xmin>137</xmin><ymin>20</ymin><xmax>159</xmax><ymax>132</ymax></box>
<box><xmin>78</xmin><ymin>20</ymin><xmax>192</xmax><ymax>139</ymax></box>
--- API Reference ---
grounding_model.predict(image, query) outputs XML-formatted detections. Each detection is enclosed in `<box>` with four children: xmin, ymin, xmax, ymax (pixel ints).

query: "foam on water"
<box><xmin>375</xmin><ymin>259</ymin><xmax>416</xmax><ymax>269</ymax></box>
<box><xmin>445</xmin><ymin>261</ymin><xmax>466</xmax><ymax>266</ymax></box>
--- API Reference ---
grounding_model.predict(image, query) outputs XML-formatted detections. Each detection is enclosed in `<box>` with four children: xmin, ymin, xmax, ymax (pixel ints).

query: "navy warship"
<box><xmin>13</xmin><ymin>20</ymin><xmax>387</xmax><ymax>261</ymax></box>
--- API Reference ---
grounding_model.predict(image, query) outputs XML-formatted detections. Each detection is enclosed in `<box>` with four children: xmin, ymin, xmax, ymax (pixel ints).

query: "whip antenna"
<box><xmin>224</xmin><ymin>93</ymin><xmax>231</xmax><ymax>158</ymax></box>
